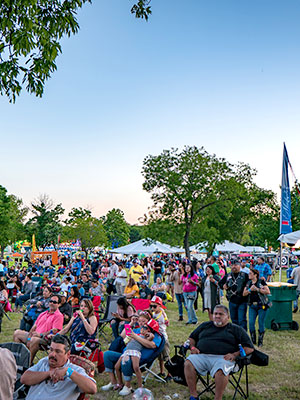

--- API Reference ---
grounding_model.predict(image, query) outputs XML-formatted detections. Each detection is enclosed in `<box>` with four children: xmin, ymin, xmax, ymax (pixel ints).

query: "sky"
<box><xmin>2</xmin><ymin>0</ymin><xmax>300</xmax><ymax>224</ymax></box>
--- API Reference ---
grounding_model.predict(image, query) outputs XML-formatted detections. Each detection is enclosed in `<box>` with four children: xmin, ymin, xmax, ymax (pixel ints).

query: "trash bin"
<box><xmin>265</xmin><ymin>283</ymin><xmax>299</xmax><ymax>331</ymax></box>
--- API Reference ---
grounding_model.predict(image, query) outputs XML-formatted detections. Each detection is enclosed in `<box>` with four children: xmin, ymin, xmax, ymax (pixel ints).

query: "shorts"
<box><xmin>186</xmin><ymin>354</ymin><xmax>237</xmax><ymax>377</ymax></box>
<box><xmin>158</xmin><ymin>340</ymin><xmax>170</xmax><ymax>362</ymax></box>
<box><xmin>122</xmin><ymin>349</ymin><xmax>141</xmax><ymax>359</ymax></box>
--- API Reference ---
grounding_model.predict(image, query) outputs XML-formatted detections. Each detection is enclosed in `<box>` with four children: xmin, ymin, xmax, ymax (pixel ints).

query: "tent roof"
<box><xmin>243</xmin><ymin>246</ymin><xmax>265</xmax><ymax>253</ymax></box>
<box><xmin>278</xmin><ymin>230</ymin><xmax>300</xmax><ymax>247</ymax></box>
<box><xmin>215</xmin><ymin>241</ymin><xmax>247</xmax><ymax>252</ymax></box>
<box><xmin>108</xmin><ymin>239</ymin><xmax>184</xmax><ymax>255</ymax></box>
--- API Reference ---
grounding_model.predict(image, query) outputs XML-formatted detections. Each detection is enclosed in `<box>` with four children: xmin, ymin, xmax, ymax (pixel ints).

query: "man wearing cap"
<box><xmin>129</xmin><ymin>260</ymin><xmax>144</xmax><ymax>283</ymax></box>
<box><xmin>139</xmin><ymin>280</ymin><xmax>152</xmax><ymax>299</ymax></box>
<box><xmin>184</xmin><ymin>305</ymin><xmax>254</xmax><ymax>400</ymax></box>
<box><xmin>59</xmin><ymin>292</ymin><xmax>72</xmax><ymax>324</ymax></box>
<box><xmin>219</xmin><ymin>260</ymin><xmax>249</xmax><ymax>330</ymax></box>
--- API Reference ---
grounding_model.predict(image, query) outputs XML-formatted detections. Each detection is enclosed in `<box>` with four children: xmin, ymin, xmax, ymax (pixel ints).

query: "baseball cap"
<box><xmin>150</xmin><ymin>295</ymin><xmax>166</xmax><ymax>309</ymax></box>
<box><xmin>140</xmin><ymin>280</ymin><xmax>148</xmax><ymax>286</ymax></box>
<box><xmin>147</xmin><ymin>319</ymin><xmax>160</xmax><ymax>333</ymax></box>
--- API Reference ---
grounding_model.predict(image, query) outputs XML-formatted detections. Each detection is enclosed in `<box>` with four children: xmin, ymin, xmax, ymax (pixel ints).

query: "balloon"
<box><xmin>132</xmin><ymin>388</ymin><xmax>154</xmax><ymax>400</ymax></box>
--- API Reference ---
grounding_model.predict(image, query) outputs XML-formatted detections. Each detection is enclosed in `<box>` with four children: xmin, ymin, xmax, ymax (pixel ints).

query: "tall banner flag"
<box><xmin>280</xmin><ymin>143</ymin><xmax>292</xmax><ymax>234</ymax></box>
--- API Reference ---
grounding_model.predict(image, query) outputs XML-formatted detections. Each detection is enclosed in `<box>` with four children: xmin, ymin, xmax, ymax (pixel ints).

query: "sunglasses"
<box><xmin>49</xmin><ymin>300</ymin><xmax>58</xmax><ymax>304</ymax></box>
<box><xmin>150</xmin><ymin>304</ymin><xmax>158</xmax><ymax>308</ymax></box>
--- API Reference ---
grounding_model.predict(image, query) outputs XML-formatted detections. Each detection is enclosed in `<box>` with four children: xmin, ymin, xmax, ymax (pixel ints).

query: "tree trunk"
<box><xmin>184</xmin><ymin>226</ymin><xmax>190</xmax><ymax>259</ymax></box>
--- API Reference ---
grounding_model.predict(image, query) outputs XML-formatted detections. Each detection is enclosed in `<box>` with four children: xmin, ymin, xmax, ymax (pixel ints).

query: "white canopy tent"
<box><xmin>108</xmin><ymin>239</ymin><xmax>184</xmax><ymax>255</ymax></box>
<box><xmin>215</xmin><ymin>241</ymin><xmax>247</xmax><ymax>252</ymax></box>
<box><xmin>243</xmin><ymin>246</ymin><xmax>265</xmax><ymax>253</ymax></box>
<box><xmin>278</xmin><ymin>230</ymin><xmax>300</xmax><ymax>247</ymax></box>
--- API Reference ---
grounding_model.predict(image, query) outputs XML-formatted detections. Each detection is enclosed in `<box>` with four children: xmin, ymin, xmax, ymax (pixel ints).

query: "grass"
<box><xmin>1</xmin><ymin>273</ymin><xmax>300</xmax><ymax>399</ymax></box>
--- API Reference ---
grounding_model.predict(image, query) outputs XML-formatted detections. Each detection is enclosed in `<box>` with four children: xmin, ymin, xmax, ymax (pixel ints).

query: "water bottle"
<box><xmin>183</xmin><ymin>339</ymin><xmax>190</xmax><ymax>350</ymax></box>
<box><xmin>238</xmin><ymin>344</ymin><xmax>246</xmax><ymax>358</ymax></box>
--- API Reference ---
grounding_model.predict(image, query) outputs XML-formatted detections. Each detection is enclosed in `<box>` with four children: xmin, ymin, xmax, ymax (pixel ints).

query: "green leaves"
<box><xmin>0</xmin><ymin>0</ymin><xmax>151</xmax><ymax>102</ymax></box>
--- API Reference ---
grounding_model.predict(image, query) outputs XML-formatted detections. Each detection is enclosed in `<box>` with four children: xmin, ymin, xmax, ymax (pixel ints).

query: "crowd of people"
<box><xmin>0</xmin><ymin>251</ymin><xmax>276</xmax><ymax>399</ymax></box>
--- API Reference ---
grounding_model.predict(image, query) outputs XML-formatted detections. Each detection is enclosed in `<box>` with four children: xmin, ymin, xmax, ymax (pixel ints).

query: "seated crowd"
<box><xmin>0</xmin><ymin>253</ymin><xmax>271</xmax><ymax>399</ymax></box>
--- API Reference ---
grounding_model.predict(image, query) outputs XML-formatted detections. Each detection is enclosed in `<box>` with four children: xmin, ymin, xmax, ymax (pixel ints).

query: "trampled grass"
<box><xmin>1</xmin><ymin>279</ymin><xmax>300</xmax><ymax>399</ymax></box>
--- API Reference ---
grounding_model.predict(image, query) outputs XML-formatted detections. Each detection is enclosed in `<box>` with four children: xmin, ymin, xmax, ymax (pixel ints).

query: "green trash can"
<box><xmin>265</xmin><ymin>283</ymin><xmax>299</xmax><ymax>331</ymax></box>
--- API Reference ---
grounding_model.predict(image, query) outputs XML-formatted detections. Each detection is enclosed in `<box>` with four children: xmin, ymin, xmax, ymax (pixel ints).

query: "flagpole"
<box><xmin>279</xmin><ymin>242</ymin><xmax>282</xmax><ymax>282</ymax></box>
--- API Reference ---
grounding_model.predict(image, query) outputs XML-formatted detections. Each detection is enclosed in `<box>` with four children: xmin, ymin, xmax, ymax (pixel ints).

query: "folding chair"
<box><xmin>0</xmin><ymin>342</ymin><xmax>31</xmax><ymax>400</ymax></box>
<box><xmin>69</xmin><ymin>354</ymin><xmax>95</xmax><ymax>400</ymax></box>
<box><xmin>197</xmin><ymin>355</ymin><xmax>251</xmax><ymax>400</ymax></box>
<box><xmin>140</xmin><ymin>335</ymin><xmax>167</xmax><ymax>384</ymax></box>
<box><xmin>98</xmin><ymin>295</ymin><xmax>120</xmax><ymax>341</ymax></box>
<box><xmin>131</xmin><ymin>298</ymin><xmax>151</xmax><ymax>311</ymax></box>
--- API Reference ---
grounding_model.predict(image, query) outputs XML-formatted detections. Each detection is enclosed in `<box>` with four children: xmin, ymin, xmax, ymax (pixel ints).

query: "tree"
<box><xmin>129</xmin><ymin>224</ymin><xmax>144</xmax><ymax>243</ymax></box>
<box><xmin>26</xmin><ymin>194</ymin><xmax>64</xmax><ymax>246</ymax></box>
<box><xmin>63</xmin><ymin>207</ymin><xmax>108</xmax><ymax>249</ymax></box>
<box><xmin>142</xmin><ymin>146</ymin><xmax>274</xmax><ymax>258</ymax></box>
<box><xmin>0</xmin><ymin>185</ymin><xmax>28</xmax><ymax>254</ymax></box>
<box><xmin>102</xmin><ymin>208</ymin><xmax>130</xmax><ymax>248</ymax></box>
<box><xmin>0</xmin><ymin>0</ymin><xmax>152</xmax><ymax>102</ymax></box>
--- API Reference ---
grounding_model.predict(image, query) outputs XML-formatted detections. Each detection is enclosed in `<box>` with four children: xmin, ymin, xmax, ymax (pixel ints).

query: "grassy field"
<box><xmin>1</xmin><ymin>278</ymin><xmax>300</xmax><ymax>399</ymax></box>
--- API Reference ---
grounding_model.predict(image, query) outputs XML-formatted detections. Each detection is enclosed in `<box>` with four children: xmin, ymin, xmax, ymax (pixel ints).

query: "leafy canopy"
<box><xmin>142</xmin><ymin>146</ymin><xmax>273</xmax><ymax>256</ymax></box>
<box><xmin>0</xmin><ymin>0</ymin><xmax>152</xmax><ymax>102</ymax></box>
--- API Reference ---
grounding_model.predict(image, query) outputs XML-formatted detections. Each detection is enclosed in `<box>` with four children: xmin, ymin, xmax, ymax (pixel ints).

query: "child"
<box><xmin>114</xmin><ymin>319</ymin><xmax>159</xmax><ymax>391</ymax></box>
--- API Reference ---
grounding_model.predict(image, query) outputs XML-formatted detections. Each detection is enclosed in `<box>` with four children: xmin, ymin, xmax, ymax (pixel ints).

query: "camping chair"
<box><xmin>131</xmin><ymin>298</ymin><xmax>151</xmax><ymax>311</ymax></box>
<box><xmin>197</xmin><ymin>355</ymin><xmax>251</xmax><ymax>399</ymax></box>
<box><xmin>69</xmin><ymin>354</ymin><xmax>95</xmax><ymax>400</ymax></box>
<box><xmin>139</xmin><ymin>335</ymin><xmax>167</xmax><ymax>384</ymax></box>
<box><xmin>98</xmin><ymin>295</ymin><xmax>120</xmax><ymax>341</ymax></box>
<box><xmin>0</xmin><ymin>342</ymin><xmax>31</xmax><ymax>400</ymax></box>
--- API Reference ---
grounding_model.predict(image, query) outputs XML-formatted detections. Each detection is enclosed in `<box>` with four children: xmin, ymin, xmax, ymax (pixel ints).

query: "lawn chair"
<box><xmin>131</xmin><ymin>298</ymin><xmax>151</xmax><ymax>311</ymax></box>
<box><xmin>0</xmin><ymin>342</ymin><xmax>31</xmax><ymax>400</ymax></box>
<box><xmin>140</xmin><ymin>334</ymin><xmax>166</xmax><ymax>384</ymax></box>
<box><xmin>196</xmin><ymin>355</ymin><xmax>251</xmax><ymax>399</ymax></box>
<box><xmin>98</xmin><ymin>295</ymin><xmax>120</xmax><ymax>341</ymax></box>
<box><xmin>69</xmin><ymin>354</ymin><xmax>95</xmax><ymax>400</ymax></box>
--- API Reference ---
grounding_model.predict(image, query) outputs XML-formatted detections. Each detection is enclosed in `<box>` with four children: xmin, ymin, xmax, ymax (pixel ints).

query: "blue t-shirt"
<box><xmin>133</xmin><ymin>328</ymin><xmax>162</xmax><ymax>360</ymax></box>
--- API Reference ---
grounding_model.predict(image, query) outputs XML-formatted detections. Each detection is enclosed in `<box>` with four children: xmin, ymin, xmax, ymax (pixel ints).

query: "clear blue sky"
<box><xmin>1</xmin><ymin>0</ymin><xmax>300</xmax><ymax>223</ymax></box>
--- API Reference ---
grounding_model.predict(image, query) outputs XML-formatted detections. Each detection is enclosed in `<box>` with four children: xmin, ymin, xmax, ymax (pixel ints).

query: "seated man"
<box><xmin>14</xmin><ymin>294</ymin><xmax>64</xmax><ymax>363</ymax></box>
<box><xmin>21</xmin><ymin>334</ymin><xmax>97</xmax><ymax>399</ymax></box>
<box><xmin>0</xmin><ymin>347</ymin><xmax>17</xmax><ymax>400</ymax></box>
<box><xmin>184</xmin><ymin>305</ymin><xmax>254</xmax><ymax>400</ymax></box>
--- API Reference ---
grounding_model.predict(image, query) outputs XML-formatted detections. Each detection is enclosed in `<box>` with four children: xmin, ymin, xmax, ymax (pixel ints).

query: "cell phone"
<box><xmin>124</xmin><ymin>324</ymin><xmax>132</xmax><ymax>335</ymax></box>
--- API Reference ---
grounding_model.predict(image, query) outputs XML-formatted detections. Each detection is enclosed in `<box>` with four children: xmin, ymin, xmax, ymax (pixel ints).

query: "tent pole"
<box><xmin>279</xmin><ymin>242</ymin><xmax>282</xmax><ymax>282</ymax></box>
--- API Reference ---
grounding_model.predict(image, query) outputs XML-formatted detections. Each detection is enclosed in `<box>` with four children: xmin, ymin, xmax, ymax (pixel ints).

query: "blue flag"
<box><xmin>280</xmin><ymin>143</ymin><xmax>292</xmax><ymax>234</ymax></box>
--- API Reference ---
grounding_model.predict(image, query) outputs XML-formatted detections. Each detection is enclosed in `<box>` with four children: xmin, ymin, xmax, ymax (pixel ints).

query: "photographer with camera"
<box><xmin>219</xmin><ymin>260</ymin><xmax>249</xmax><ymax>330</ymax></box>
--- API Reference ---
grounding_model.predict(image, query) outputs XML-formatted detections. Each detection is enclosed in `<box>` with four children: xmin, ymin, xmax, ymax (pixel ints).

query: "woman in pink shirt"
<box><xmin>181</xmin><ymin>262</ymin><xmax>199</xmax><ymax>324</ymax></box>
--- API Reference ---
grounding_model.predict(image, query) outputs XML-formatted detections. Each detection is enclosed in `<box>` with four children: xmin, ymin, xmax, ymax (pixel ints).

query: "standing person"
<box><xmin>165</xmin><ymin>263</ymin><xmax>175</xmax><ymax>301</ymax></box>
<box><xmin>107</xmin><ymin>260</ymin><xmax>118</xmax><ymax>294</ymax></box>
<box><xmin>209</xmin><ymin>256</ymin><xmax>220</xmax><ymax>274</ymax></box>
<box><xmin>115</xmin><ymin>263</ymin><xmax>127</xmax><ymax>296</ymax></box>
<box><xmin>129</xmin><ymin>260</ymin><xmax>144</xmax><ymax>283</ymax></box>
<box><xmin>171</xmin><ymin>263</ymin><xmax>184</xmax><ymax>321</ymax></box>
<box><xmin>201</xmin><ymin>265</ymin><xmax>220</xmax><ymax>321</ymax></box>
<box><xmin>181</xmin><ymin>262</ymin><xmax>199</xmax><ymax>325</ymax></box>
<box><xmin>243</xmin><ymin>269</ymin><xmax>271</xmax><ymax>346</ymax></box>
<box><xmin>254</xmin><ymin>257</ymin><xmax>272</xmax><ymax>282</ymax></box>
<box><xmin>291</xmin><ymin>263</ymin><xmax>300</xmax><ymax>312</ymax></box>
<box><xmin>153</xmin><ymin>257</ymin><xmax>163</xmax><ymax>283</ymax></box>
<box><xmin>219</xmin><ymin>260</ymin><xmax>249</xmax><ymax>331</ymax></box>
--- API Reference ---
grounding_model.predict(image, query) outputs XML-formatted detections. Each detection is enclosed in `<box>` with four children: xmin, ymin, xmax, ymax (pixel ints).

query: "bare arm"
<box><xmin>21</xmin><ymin>369</ymin><xmax>50</xmax><ymax>385</ymax></box>
<box><xmin>59</xmin><ymin>316</ymin><xmax>75</xmax><ymax>335</ymax></box>
<box><xmin>68</xmin><ymin>370</ymin><xmax>97</xmax><ymax>394</ymax></box>
<box><xmin>129</xmin><ymin>332</ymin><xmax>156</xmax><ymax>349</ymax></box>
<box><xmin>81</xmin><ymin>315</ymin><xmax>97</xmax><ymax>335</ymax></box>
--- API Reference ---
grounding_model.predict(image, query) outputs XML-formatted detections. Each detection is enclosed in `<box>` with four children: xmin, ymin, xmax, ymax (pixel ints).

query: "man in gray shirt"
<box><xmin>21</xmin><ymin>334</ymin><xmax>97</xmax><ymax>400</ymax></box>
<box><xmin>291</xmin><ymin>264</ymin><xmax>300</xmax><ymax>312</ymax></box>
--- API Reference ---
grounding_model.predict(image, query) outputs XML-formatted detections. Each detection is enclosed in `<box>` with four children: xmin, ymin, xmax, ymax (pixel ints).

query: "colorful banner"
<box><xmin>280</xmin><ymin>143</ymin><xmax>292</xmax><ymax>234</ymax></box>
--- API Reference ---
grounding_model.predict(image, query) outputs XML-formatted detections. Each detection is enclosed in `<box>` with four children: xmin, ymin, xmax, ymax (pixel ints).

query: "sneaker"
<box><xmin>119</xmin><ymin>386</ymin><xmax>133</xmax><ymax>396</ymax></box>
<box><xmin>158</xmin><ymin>372</ymin><xmax>166</xmax><ymax>379</ymax></box>
<box><xmin>101</xmin><ymin>382</ymin><xmax>114</xmax><ymax>391</ymax></box>
<box><xmin>178</xmin><ymin>316</ymin><xmax>183</xmax><ymax>321</ymax></box>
